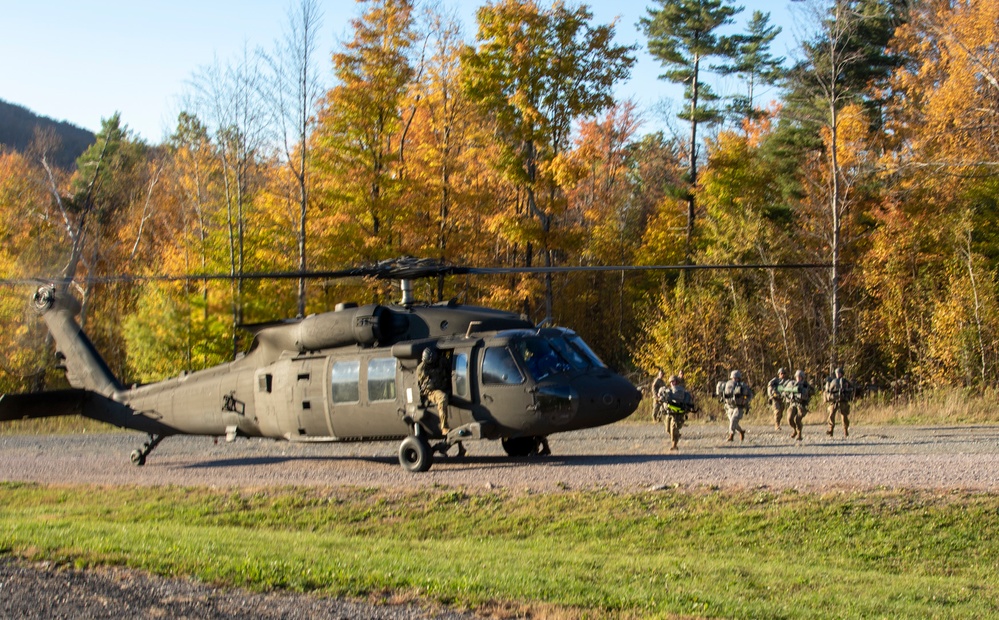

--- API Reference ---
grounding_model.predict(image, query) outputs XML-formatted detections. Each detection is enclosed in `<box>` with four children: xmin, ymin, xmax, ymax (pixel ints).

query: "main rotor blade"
<box><xmin>0</xmin><ymin>260</ymin><xmax>835</xmax><ymax>286</ymax></box>
<box><xmin>462</xmin><ymin>263</ymin><xmax>833</xmax><ymax>275</ymax></box>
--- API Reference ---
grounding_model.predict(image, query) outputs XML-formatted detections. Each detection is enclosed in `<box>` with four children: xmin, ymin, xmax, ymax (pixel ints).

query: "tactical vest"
<box><xmin>720</xmin><ymin>379</ymin><xmax>751</xmax><ymax>407</ymax></box>
<box><xmin>824</xmin><ymin>377</ymin><xmax>854</xmax><ymax>403</ymax></box>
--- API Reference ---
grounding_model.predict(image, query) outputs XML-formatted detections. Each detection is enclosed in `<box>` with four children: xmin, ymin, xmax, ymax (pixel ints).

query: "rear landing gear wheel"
<box><xmin>129</xmin><ymin>433</ymin><xmax>164</xmax><ymax>467</ymax></box>
<box><xmin>399</xmin><ymin>436</ymin><xmax>433</xmax><ymax>472</ymax></box>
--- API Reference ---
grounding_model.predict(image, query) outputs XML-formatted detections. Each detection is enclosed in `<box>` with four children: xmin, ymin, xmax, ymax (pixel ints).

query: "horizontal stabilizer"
<box><xmin>0</xmin><ymin>389</ymin><xmax>88</xmax><ymax>421</ymax></box>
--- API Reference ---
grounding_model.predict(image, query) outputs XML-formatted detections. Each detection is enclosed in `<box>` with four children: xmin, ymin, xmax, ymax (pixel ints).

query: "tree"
<box><xmin>787</xmin><ymin>0</ymin><xmax>903</xmax><ymax>368</ymax></box>
<box><xmin>263</xmin><ymin>0</ymin><xmax>326</xmax><ymax>318</ymax></box>
<box><xmin>464</xmin><ymin>0</ymin><xmax>634</xmax><ymax>319</ymax></box>
<box><xmin>720</xmin><ymin>11</ymin><xmax>786</xmax><ymax>125</ymax></box>
<box><xmin>190</xmin><ymin>48</ymin><xmax>270</xmax><ymax>356</ymax></box>
<box><xmin>313</xmin><ymin>0</ymin><xmax>417</xmax><ymax>267</ymax></box>
<box><xmin>640</xmin><ymin>0</ymin><xmax>742</xmax><ymax>262</ymax></box>
<box><xmin>0</xmin><ymin>146</ymin><xmax>63</xmax><ymax>393</ymax></box>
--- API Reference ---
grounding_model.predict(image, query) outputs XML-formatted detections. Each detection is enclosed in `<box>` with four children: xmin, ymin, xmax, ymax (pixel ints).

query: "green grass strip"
<box><xmin>1</xmin><ymin>483</ymin><xmax>997</xmax><ymax>619</ymax></box>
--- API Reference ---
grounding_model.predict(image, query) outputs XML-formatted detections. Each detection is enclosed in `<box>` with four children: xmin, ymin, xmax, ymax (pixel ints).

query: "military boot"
<box><xmin>739</xmin><ymin>429</ymin><xmax>745</xmax><ymax>441</ymax></box>
<box><xmin>727</xmin><ymin>432</ymin><xmax>734</xmax><ymax>442</ymax></box>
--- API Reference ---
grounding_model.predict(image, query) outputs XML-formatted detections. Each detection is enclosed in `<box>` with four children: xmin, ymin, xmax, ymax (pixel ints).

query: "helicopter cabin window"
<box><xmin>453</xmin><ymin>353</ymin><xmax>469</xmax><ymax>397</ymax></box>
<box><xmin>367</xmin><ymin>358</ymin><xmax>397</xmax><ymax>402</ymax></box>
<box><xmin>481</xmin><ymin>347</ymin><xmax>524</xmax><ymax>385</ymax></box>
<box><xmin>331</xmin><ymin>360</ymin><xmax>360</xmax><ymax>404</ymax></box>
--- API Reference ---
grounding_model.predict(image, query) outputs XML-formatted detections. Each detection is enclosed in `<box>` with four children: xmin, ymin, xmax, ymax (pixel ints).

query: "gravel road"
<box><xmin>3</xmin><ymin>422</ymin><xmax>999</xmax><ymax>492</ymax></box>
<box><xmin>3</xmin><ymin>421</ymin><xmax>998</xmax><ymax>618</ymax></box>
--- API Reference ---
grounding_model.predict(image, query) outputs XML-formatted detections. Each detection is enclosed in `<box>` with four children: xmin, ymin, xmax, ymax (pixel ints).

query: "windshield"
<box><xmin>511</xmin><ymin>337</ymin><xmax>573</xmax><ymax>381</ymax></box>
<box><xmin>546</xmin><ymin>335</ymin><xmax>592</xmax><ymax>370</ymax></box>
<box><xmin>566</xmin><ymin>334</ymin><xmax>605</xmax><ymax>368</ymax></box>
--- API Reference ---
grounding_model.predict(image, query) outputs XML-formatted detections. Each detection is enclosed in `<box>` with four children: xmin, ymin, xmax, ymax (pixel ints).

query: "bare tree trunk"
<box><xmin>963</xmin><ymin>228</ymin><xmax>987</xmax><ymax>384</ymax></box>
<box><xmin>686</xmin><ymin>55</ymin><xmax>700</xmax><ymax>265</ymax></box>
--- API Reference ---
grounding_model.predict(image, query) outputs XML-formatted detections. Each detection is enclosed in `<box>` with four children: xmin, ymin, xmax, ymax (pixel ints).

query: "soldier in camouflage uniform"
<box><xmin>417</xmin><ymin>346</ymin><xmax>451</xmax><ymax>435</ymax></box>
<box><xmin>651</xmin><ymin>369</ymin><xmax>667</xmax><ymax>422</ymax></box>
<box><xmin>716</xmin><ymin>370</ymin><xmax>753</xmax><ymax>442</ymax></box>
<box><xmin>779</xmin><ymin>370</ymin><xmax>813</xmax><ymax>441</ymax></box>
<box><xmin>658</xmin><ymin>374</ymin><xmax>696</xmax><ymax>450</ymax></box>
<box><xmin>823</xmin><ymin>367</ymin><xmax>855</xmax><ymax>437</ymax></box>
<box><xmin>767</xmin><ymin>368</ymin><xmax>788</xmax><ymax>431</ymax></box>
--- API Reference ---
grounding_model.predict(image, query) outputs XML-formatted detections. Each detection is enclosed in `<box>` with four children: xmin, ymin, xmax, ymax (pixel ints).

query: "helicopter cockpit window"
<box><xmin>481</xmin><ymin>347</ymin><xmax>524</xmax><ymax>385</ymax></box>
<box><xmin>513</xmin><ymin>337</ymin><xmax>572</xmax><ymax>381</ymax></box>
<box><xmin>367</xmin><ymin>358</ymin><xmax>397</xmax><ymax>402</ymax></box>
<box><xmin>331</xmin><ymin>360</ymin><xmax>360</xmax><ymax>404</ymax></box>
<box><xmin>567</xmin><ymin>334</ymin><xmax>606</xmax><ymax>368</ymax></box>
<box><xmin>545</xmin><ymin>336</ymin><xmax>590</xmax><ymax>370</ymax></box>
<box><xmin>453</xmin><ymin>353</ymin><xmax>469</xmax><ymax>398</ymax></box>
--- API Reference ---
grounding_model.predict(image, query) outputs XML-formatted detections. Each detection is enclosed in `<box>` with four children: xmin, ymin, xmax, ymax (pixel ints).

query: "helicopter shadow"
<box><xmin>182</xmin><ymin>454</ymin><xmax>396</xmax><ymax>469</ymax></box>
<box><xmin>180</xmin><ymin>447</ymin><xmax>892</xmax><ymax>472</ymax></box>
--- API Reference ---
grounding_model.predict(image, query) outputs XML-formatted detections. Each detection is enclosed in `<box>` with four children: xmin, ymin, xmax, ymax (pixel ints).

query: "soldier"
<box><xmin>716</xmin><ymin>370</ymin><xmax>753</xmax><ymax>442</ymax></box>
<box><xmin>417</xmin><ymin>346</ymin><xmax>451</xmax><ymax>435</ymax></box>
<box><xmin>659</xmin><ymin>374</ymin><xmax>696</xmax><ymax>450</ymax></box>
<box><xmin>780</xmin><ymin>370</ymin><xmax>814</xmax><ymax>441</ymax></box>
<box><xmin>823</xmin><ymin>367</ymin><xmax>855</xmax><ymax>437</ymax></box>
<box><xmin>767</xmin><ymin>368</ymin><xmax>788</xmax><ymax>431</ymax></box>
<box><xmin>651</xmin><ymin>369</ymin><xmax>667</xmax><ymax>422</ymax></box>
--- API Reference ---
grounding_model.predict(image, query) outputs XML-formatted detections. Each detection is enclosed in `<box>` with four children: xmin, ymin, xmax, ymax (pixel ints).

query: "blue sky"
<box><xmin>1</xmin><ymin>1</ymin><xmax>800</xmax><ymax>144</ymax></box>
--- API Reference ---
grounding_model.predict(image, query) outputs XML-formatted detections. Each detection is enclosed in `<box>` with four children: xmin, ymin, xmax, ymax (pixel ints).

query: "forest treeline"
<box><xmin>2</xmin><ymin>0</ymin><xmax>998</xmax><ymax>398</ymax></box>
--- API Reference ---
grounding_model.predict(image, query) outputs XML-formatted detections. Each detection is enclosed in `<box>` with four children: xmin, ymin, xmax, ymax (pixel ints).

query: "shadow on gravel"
<box><xmin>180</xmin><ymin>449</ymin><xmax>890</xmax><ymax>471</ymax></box>
<box><xmin>181</xmin><ymin>455</ymin><xmax>397</xmax><ymax>469</ymax></box>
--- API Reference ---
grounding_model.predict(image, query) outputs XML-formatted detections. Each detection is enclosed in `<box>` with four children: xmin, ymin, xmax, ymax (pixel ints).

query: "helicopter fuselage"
<box><xmin>118</xmin><ymin>324</ymin><xmax>640</xmax><ymax>446</ymax></box>
<box><xmin>2</xmin><ymin>286</ymin><xmax>642</xmax><ymax>471</ymax></box>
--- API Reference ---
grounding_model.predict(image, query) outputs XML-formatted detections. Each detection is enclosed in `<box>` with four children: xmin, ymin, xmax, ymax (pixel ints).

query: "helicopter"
<box><xmin>0</xmin><ymin>258</ymin><xmax>649</xmax><ymax>472</ymax></box>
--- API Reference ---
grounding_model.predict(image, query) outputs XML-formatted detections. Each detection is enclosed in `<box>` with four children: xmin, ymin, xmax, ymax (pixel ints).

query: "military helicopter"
<box><xmin>0</xmin><ymin>258</ymin><xmax>650</xmax><ymax>472</ymax></box>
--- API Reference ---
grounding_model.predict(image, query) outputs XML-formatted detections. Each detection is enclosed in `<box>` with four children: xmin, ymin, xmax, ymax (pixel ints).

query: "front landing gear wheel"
<box><xmin>130</xmin><ymin>449</ymin><xmax>146</xmax><ymax>466</ymax></box>
<box><xmin>399</xmin><ymin>436</ymin><xmax>433</xmax><ymax>472</ymax></box>
<box><xmin>502</xmin><ymin>436</ymin><xmax>537</xmax><ymax>457</ymax></box>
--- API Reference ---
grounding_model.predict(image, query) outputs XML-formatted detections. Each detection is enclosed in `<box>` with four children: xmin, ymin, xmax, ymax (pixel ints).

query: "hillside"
<box><xmin>0</xmin><ymin>99</ymin><xmax>95</xmax><ymax>169</ymax></box>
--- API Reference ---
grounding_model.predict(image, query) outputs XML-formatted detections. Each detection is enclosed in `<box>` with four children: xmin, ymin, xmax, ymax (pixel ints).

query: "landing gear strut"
<box><xmin>130</xmin><ymin>434</ymin><xmax>164</xmax><ymax>467</ymax></box>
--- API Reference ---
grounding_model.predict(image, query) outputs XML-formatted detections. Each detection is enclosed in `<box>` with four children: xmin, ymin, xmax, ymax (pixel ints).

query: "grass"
<box><xmin>1</xmin><ymin>483</ymin><xmax>997</xmax><ymax>619</ymax></box>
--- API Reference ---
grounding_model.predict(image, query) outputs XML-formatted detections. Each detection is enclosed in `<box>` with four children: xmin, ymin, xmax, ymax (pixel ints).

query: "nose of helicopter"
<box><xmin>570</xmin><ymin>371</ymin><xmax>642</xmax><ymax>429</ymax></box>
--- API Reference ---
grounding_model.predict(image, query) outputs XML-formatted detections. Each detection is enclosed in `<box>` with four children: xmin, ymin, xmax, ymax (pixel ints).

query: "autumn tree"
<box><xmin>313</xmin><ymin>0</ymin><xmax>417</xmax><ymax>269</ymax></box>
<box><xmin>463</xmin><ymin>0</ymin><xmax>634</xmax><ymax>319</ymax></box>
<box><xmin>787</xmin><ymin>0</ymin><xmax>903</xmax><ymax>368</ymax></box>
<box><xmin>640</xmin><ymin>0</ymin><xmax>741</xmax><ymax>262</ymax></box>
<box><xmin>866</xmin><ymin>0</ymin><xmax>999</xmax><ymax>387</ymax></box>
<box><xmin>0</xmin><ymin>145</ymin><xmax>64</xmax><ymax>392</ymax></box>
<box><xmin>562</xmin><ymin>102</ymin><xmax>646</xmax><ymax>365</ymax></box>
